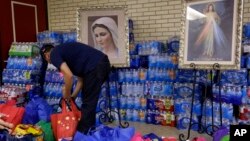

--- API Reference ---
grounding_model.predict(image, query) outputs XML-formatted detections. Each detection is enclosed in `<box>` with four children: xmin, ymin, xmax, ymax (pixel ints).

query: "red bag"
<box><xmin>51</xmin><ymin>99</ymin><xmax>81</xmax><ymax>140</ymax></box>
<box><xmin>0</xmin><ymin>100</ymin><xmax>25</xmax><ymax>130</ymax></box>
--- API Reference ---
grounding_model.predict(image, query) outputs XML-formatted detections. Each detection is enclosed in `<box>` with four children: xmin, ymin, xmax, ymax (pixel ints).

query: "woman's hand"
<box><xmin>0</xmin><ymin>118</ymin><xmax>14</xmax><ymax>133</ymax></box>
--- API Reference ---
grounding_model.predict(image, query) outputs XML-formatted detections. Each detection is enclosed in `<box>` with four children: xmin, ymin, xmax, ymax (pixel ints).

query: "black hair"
<box><xmin>40</xmin><ymin>44</ymin><xmax>54</xmax><ymax>59</ymax></box>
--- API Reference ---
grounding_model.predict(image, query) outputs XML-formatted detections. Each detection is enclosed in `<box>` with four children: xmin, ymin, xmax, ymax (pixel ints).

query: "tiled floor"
<box><xmin>112</xmin><ymin>121</ymin><xmax>213</xmax><ymax>141</ymax></box>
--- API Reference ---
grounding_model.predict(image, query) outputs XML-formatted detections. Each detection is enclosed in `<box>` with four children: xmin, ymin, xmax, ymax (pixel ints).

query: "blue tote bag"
<box><xmin>73</xmin><ymin>125</ymin><xmax>135</xmax><ymax>141</ymax></box>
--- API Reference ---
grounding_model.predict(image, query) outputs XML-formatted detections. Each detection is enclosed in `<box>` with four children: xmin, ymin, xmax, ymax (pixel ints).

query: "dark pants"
<box><xmin>77</xmin><ymin>55</ymin><xmax>111</xmax><ymax>133</ymax></box>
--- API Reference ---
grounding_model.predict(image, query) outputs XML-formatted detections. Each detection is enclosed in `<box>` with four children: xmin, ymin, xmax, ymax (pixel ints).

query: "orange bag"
<box><xmin>51</xmin><ymin>99</ymin><xmax>81</xmax><ymax>140</ymax></box>
<box><xmin>0</xmin><ymin>100</ymin><xmax>25</xmax><ymax>130</ymax></box>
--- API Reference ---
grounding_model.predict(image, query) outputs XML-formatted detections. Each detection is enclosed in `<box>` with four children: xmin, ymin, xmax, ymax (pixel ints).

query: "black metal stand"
<box><xmin>179</xmin><ymin>63</ymin><xmax>205</xmax><ymax>141</ymax></box>
<box><xmin>97</xmin><ymin>66</ymin><xmax>129</xmax><ymax>128</ymax></box>
<box><xmin>179</xmin><ymin>63</ymin><xmax>223</xmax><ymax>141</ymax></box>
<box><xmin>204</xmin><ymin>63</ymin><xmax>221</xmax><ymax>135</ymax></box>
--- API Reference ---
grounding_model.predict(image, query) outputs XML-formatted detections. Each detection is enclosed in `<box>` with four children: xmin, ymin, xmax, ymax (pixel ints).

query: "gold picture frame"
<box><xmin>77</xmin><ymin>6</ymin><xmax>129</xmax><ymax>67</ymax></box>
<box><xmin>178</xmin><ymin>0</ymin><xmax>243</xmax><ymax>70</ymax></box>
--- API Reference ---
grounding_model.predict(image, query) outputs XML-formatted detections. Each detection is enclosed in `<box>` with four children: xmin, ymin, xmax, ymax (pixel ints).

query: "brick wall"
<box><xmin>48</xmin><ymin>0</ymin><xmax>250</xmax><ymax>42</ymax></box>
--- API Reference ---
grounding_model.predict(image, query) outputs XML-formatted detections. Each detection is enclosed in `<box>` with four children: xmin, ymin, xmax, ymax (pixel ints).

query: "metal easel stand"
<box><xmin>179</xmin><ymin>63</ymin><xmax>223</xmax><ymax>141</ymax></box>
<box><xmin>179</xmin><ymin>63</ymin><xmax>206</xmax><ymax>141</ymax></box>
<box><xmin>204</xmin><ymin>63</ymin><xmax>222</xmax><ymax>135</ymax></box>
<box><xmin>97</xmin><ymin>66</ymin><xmax>129</xmax><ymax>128</ymax></box>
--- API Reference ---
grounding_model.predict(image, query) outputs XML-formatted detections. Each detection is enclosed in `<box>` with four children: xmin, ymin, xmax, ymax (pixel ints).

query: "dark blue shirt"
<box><xmin>50</xmin><ymin>42</ymin><xmax>106</xmax><ymax>77</ymax></box>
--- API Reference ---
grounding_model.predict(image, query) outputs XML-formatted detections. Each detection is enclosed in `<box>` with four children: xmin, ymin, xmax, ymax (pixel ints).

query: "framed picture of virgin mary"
<box><xmin>77</xmin><ymin>6</ymin><xmax>129</xmax><ymax>67</ymax></box>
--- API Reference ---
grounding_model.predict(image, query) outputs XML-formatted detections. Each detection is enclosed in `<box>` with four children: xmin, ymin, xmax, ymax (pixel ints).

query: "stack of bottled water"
<box><xmin>116</xmin><ymin>40</ymin><xmax>180</xmax><ymax>127</ymax></box>
<box><xmin>136</xmin><ymin>41</ymin><xmax>163</xmax><ymax>56</ymax></box>
<box><xmin>43</xmin><ymin>66</ymin><xmax>82</xmax><ymax>113</ymax></box>
<box><xmin>173</xmin><ymin>83</ymin><xmax>202</xmax><ymax>130</ymax></box>
<box><xmin>200</xmin><ymin>69</ymin><xmax>248</xmax><ymax>129</ymax></box>
<box><xmin>8</xmin><ymin>42</ymin><xmax>40</xmax><ymax>57</ymax></box>
<box><xmin>212</xmin><ymin>84</ymin><xmax>245</xmax><ymax>105</ymax></box>
<box><xmin>61</xmin><ymin>31</ymin><xmax>77</xmax><ymax>43</ymax></box>
<box><xmin>220</xmin><ymin>69</ymin><xmax>248</xmax><ymax>86</ymax></box>
<box><xmin>0</xmin><ymin>85</ymin><xmax>27</xmax><ymax>105</ymax></box>
<box><xmin>238</xmin><ymin>86</ymin><xmax>250</xmax><ymax>124</ymax></box>
<box><xmin>37</xmin><ymin>31</ymin><xmax>62</xmax><ymax>45</ymax></box>
<box><xmin>2</xmin><ymin>42</ymin><xmax>43</xmax><ymax>102</ymax></box>
<box><xmin>176</xmin><ymin>69</ymin><xmax>210</xmax><ymax>85</ymax></box>
<box><xmin>37</xmin><ymin>30</ymin><xmax>77</xmax><ymax>45</ymax></box>
<box><xmin>236</xmin><ymin>23</ymin><xmax>250</xmax><ymax>125</ymax></box>
<box><xmin>201</xmin><ymin>100</ymin><xmax>233</xmax><ymax>132</ymax></box>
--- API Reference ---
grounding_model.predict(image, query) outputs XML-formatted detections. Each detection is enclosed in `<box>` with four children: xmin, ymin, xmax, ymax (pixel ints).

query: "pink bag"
<box><xmin>131</xmin><ymin>132</ymin><xmax>144</xmax><ymax>141</ymax></box>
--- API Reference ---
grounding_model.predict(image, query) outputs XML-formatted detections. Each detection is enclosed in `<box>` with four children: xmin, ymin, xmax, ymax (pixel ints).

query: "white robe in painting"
<box><xmin>195</xmin><ymin>10</ymin><xmax>228</xmax><ymax>58</ymax></box>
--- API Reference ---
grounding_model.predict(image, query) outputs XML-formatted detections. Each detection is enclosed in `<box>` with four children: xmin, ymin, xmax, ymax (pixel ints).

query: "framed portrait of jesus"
<box><xmin>179</xmin><ymin>0</ymin><xmax>243</xmax><ymax>70</ymax></box>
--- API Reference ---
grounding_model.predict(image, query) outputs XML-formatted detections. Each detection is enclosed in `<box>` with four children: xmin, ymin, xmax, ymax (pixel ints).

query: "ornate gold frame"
<box><xmin>178</xmin><ymin>0</ymin><xmax>243</xmax><ymax>70</ymax></box>
<box><xmin>76</xmin><ymin>6</ymin><xmax>129</xmax><ymax>67</ymax></box>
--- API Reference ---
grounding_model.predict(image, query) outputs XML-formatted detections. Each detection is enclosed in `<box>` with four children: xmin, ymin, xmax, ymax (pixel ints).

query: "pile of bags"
<box><xmin>0</xmin><ymin>96</ymin><xmax>224</xmax><ymax>141</ymax></box>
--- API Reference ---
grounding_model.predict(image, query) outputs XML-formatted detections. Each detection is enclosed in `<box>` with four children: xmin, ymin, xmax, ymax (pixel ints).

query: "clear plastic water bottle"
<box><xmin>213</xmin><ymin>101</ymin><xmax>219</xmax><ymax>117</ymax></box>
<box><xmin>132</xmin><ymin>69</ymin><xmax>139</xmax><ymax>82</ymax></box>
<box><xmin>126</xmin><ymin>109</ymin><xmax>133</xmax><ymax>121</ymax></box>
<box><xmin>194</xmin><ymin>101</ymin><xmax>201</xmax><ymax>116</ymax></box>
<box><xmin>242</xmin><ymin>85</ymin><xmax>247</xmax><ymax>104</ymax></box>
<box><xmin>109</xmin><ymin>82</ymin><xmax>117</xmax><ymax>96</ymax></box>
<box><xmin>146</xmin><ymin>109</ymin><xmax>152</xmax><ymax>124</ymax></box>
<box><xmin>133</xmin><ymin>83</ymin><xmax>139</xmax><ymax>96</ymax></box>
<box><xmin>121</xmin><ymin>82</ymin><xmax>127</xmax><ymax>95</ymax></box>
<box><xmin>134</xmin><ymin>95</ymin><xmax>141</xmax><ymax>109</ymax></box>
<box><xmin>181</xmin><ymin>115</ymin><xmax>190</xmax><ymax>129</ymax></box>
<box><xmin>20</xmin><ymin>57</ymin><xmax>26</xmax><ymax>70</ymax></box>
<box><xmin>205</xmin><ymin>100</ymin><xmax>212</xmax><ymax>117</ymax></box>
<box><xmin>144</xmin><ymin>81</ymin><xmax>150</xmax><ymax>95</ymax></box>
<box><xmin>6</xmin><ymin>57</ymin><xmax>13</xmax><ymax>69</ymax></box>
<box><xmin>235</xmin><ymin>86</ymin><xmax>242</xmax><ymax>105</ymax></box>
<box><xmin>147</xmin><ymin>68</ymin><xmax>153</xmax><ymax>81</ymax></box>
<box><xmin>118</xmin><ymin>69</ymin><xmax>125</xmax><ymax>83</ymax></box>
<box><xmin>132</xmin><ymin>109</ymin><xmax>139</xmax><ymax>122</ymax></box>
<box><xmin>127</xmin><ymin>83</ymin><xmax>134</xmax><ymax>96</ymax></box>
<box><xmin>120</xmin><ymin>95</ymin><xmax>127</xmax><ymax>109</ymax></box>
<box><xmin>212</xmin><ymin>85</ymin><xmax>219</xmax><ymax>100</ymax></box>
<box><xmin>111</xmin><ymin>95</ymin><xmax>118</xmax><ymax>109</ymax></box>
<box><xmin>138</xmin><ymin>83</ymin><xmax>144</xmax><ymax>95</ymax></box>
